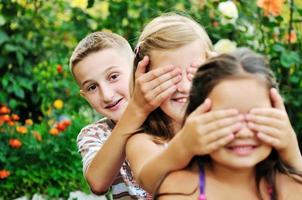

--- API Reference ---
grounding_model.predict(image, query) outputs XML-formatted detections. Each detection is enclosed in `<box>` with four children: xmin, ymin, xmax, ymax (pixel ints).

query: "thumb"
<box><xmin>135</xmin><ymin>56</ymin><xmax>149</xmax><ymax>78</ymax></box>
<box><xmin>191</xmin><ymin>98</ymin><xmax>212</xmax><ymax>116</ymax></box>
<box><xmin>206</xmin><ymin>50</ymin><xmax>219</xmax><ymax>59</ymax></box>
<box><xmin>270</xmin><ymin>88</ymin><xmax>286</xmax><ymax>111</ymax></box>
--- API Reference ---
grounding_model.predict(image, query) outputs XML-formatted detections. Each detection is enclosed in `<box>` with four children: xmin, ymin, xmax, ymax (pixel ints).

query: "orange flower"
<box><xmin>49</xmin><ymin>127</ymin><xmax>59</xmax><ymax>135</ymax></box>
<box><xmin>25</xmin><ymin>119</ymin><xmax>33</xmax><ymax>125</ymax></box>
<box><xmin>7</xmin><ymin>121</ymin><xmax>15</xmax><ymax>126</ymax></box>
<box><xmin>257</xmin><ymin>0</ymin><xmax>284</xmax><ymax>16</ymax></box>
<box><xmin>285</xmin><ymin>30</ymin><xmax>297</xmax><ymax>43</ymax></box>
<box><xmin>0</xmin><ymin>106</ymin><xmax>10</xmax><ymax>114</ymax></box>
<box><xmin>9</xmin><ymin>139</ymin><xmax>22</xmax><ymax>148</ymax></box>
<box><xmin>11</xmin><ymin>114</ymin><xmax>20</xmax><ymax>121</ymax></box>
<box><xmin>32</xmin><ymin>131</ymin><xmax>42</xmax><ymax>141</ymax></box>
<box><xmin>16</xmin><ymin>126</ymin><xmax>27</xmax><ymax>134</ymax></box>
<box><xmin>0</xmin><ymin>169</ymin><xmax>10</xmax><ymax>179</ymax></box>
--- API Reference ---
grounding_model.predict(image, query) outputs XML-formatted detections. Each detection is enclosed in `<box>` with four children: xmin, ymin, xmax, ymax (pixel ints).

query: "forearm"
<box><xmin>86</xmin><ymin>103</ymin><xmax>148</xmax><ymax>193</ymax></box>
<box><xmin>137</xmin><ymin>133</ymin><xmax>193</xmax><ymax>193</ymax></box>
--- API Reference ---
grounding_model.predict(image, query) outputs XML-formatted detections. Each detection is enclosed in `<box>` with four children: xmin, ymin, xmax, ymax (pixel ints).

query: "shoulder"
<box><xmin>158</xmin><ymin>163</ymin><xmax>199</xmax><ymax>197</ymax></box>
<box><xmin>276</xmin><ymin>172</ymin><xmax>302</xmax><ymax>199</ymax></box>
<box><xmin>77</xmin><ymin>118</ymin><xmax>112</xmax><ymax>141</ymax></box>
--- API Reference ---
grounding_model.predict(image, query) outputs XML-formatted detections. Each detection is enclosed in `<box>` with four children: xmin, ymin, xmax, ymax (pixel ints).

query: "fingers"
<box><xmin>199</xmin><ymin>108</ymin><xmax>239</xmax><ymax>124</ymax></box>
<box><xmin>146</xmin><ymin>67</ymin><xmax>181</xmax><ymax>90</ymax></box>
<box><xmin>206</xmin><ymin>50</ymin><xmax>219</xmax><ymax>59</ymax></box>
<box><xmin>203</xmin><ymin>134</ymin><xmax>234</xmax><ymax>153</ymax></box>
<box><xmin>256</xmin><ymin>132</ymin><xmax>281</xmax><ymax>147</ymax></box>
<box><xmin>190</xmin><ymin>98</ymin><xmax>212</xmax><ymax>115</ymax></box>
<box><xmin>247</xmin><ymin>122</ymin><xmax>280</xmax><ymax>138</ymax></box>
<box><xmin>135</xmin><ymin>56</ymin><xmax>149</xmax><ymax>78</ymax></box>
<box><xmin>245</xmin><ymin>113</ymin><xmax>283</xmax><ymax>129</ymax></box>
<box><xmin>203</xmin><ymin>114</ymin><xmax>243</xmax><ymax>134</ymax></box>
<box><xmin>270</xmin><ymin>88</ymin><xmax>286</xmax><ymax>111</ymax></box>
<box><xmin>249</xmin><ymin>108</ymin><xmax>286</xmax><ymax>120</ymax></box>
<box><xmin>141</xmin><ymin>65</ymin><xmax>181</xmax><ymax>83</ymax></box>
<box><xmin>205</xmin><ymin>121</ymin><xmax>241</xmax><ymax>144</ymax></box>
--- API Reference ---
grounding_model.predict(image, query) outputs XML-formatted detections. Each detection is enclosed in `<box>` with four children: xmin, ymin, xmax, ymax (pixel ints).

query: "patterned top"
<box><xmin>77</xmin><ymin>118</ymin><xmax>152</xmax><ymax>199</ymax></box>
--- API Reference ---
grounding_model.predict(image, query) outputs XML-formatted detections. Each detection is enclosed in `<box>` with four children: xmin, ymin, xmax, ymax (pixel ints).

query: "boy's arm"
<box><xmin>83</xmin><ymin>56</ymin><xmax>182</xmax><ymax>194</ymax></box>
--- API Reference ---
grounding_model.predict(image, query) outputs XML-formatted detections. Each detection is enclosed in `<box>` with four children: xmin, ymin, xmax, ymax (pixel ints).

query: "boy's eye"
<box><xmin>87</xmin><ymin>84</ymin><xmax>97</xmax><ymax>92</ymax></box>
<box><xmin>108</xmin><ymin>73</ymin><xmax>120</xmax><ymax>82</ymax></box>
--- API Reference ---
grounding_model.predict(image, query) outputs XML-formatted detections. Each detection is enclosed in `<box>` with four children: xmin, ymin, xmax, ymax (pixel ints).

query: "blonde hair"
<box><xmin>134</xmin><ymin>13</ymin><xmax>213</xmax><ymax>67</ymax></box>
<box><xmin>69</xmin><ymin>31</ymin><xmax>133</xmax><ymax>78</ymax></box>
<box><xmin>133</xmin><ymin>13</ymin><xmax>213</xmax><ymax>140</ymax></box>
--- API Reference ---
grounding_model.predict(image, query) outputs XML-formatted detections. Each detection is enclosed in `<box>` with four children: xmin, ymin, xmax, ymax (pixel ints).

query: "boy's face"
<box><xmin>73</xmin><ymin>48</ymin><xmax>132</xmax><ymax>122</ymax></box>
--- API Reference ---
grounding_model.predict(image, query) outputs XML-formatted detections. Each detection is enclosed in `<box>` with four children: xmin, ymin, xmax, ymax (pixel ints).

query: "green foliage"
<box><xmin>0</xmin><ymin>0</ymin><xmax>301</xmax><ymax>199</ymax></box>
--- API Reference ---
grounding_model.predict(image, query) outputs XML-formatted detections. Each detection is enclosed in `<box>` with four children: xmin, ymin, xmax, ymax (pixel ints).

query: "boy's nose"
<box><xmin>100</xmin><ymin>85</ymin><xmax>114</xmax><ymax>103</ymax></box>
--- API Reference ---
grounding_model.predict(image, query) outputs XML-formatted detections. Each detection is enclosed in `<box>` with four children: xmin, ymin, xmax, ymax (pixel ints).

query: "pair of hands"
<box><xmin>180</xmin><ymin>88</ymin><xmax>300</xmax><ymax>168</ymax></box>
<box><xmin>130</xmin><ymin>55</ymin><xmax>200</xmax><ymax>115</ymax></box>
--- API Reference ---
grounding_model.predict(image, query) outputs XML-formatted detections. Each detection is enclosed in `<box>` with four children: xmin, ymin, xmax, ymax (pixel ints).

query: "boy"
<box><xmin>69</xmin><ymin>31</ymin><xmax>182</xmax><ymax>199</ymax></box>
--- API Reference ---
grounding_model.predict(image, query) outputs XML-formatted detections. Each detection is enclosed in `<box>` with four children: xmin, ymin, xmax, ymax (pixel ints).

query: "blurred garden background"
<box><xmin>0</xmin><ymin>0</ymin><xmax>301</xmax><ymax>199</ymax></box>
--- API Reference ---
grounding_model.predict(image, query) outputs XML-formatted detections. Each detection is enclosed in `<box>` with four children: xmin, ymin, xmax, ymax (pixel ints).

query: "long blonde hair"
<box><xmin>133</xmin><ymin>13</ymin><xmax>213</xmax><ymax>140</ymax></box>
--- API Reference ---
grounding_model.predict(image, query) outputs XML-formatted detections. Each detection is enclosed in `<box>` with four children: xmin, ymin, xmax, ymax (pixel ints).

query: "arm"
<box><xmin>126</xmin><ymin>99</ymin><xmax>241</xmax><ymax>193</ymax></box>
<box><xmin>83</xmin><ymin>56</ymin><xmax>182</xmax><ymax>194</ymax></box>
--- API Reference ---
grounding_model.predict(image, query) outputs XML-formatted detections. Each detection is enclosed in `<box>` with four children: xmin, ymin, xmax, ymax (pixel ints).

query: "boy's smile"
<box><xmin>73</xmin><ymin>48</ymin><xmax>132</xmax><ymax>122</ymax></box>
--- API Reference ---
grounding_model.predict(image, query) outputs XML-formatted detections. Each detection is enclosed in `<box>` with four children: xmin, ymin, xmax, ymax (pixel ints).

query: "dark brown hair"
<box><xmin>186</xmin><ymin>48</ymin><xmax>302</xmax><ymax>200</ymax></box>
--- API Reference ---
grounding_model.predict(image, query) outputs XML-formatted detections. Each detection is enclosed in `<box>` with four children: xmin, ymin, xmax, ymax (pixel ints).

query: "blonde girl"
<box><xmin>126</xmin><ymin>13</ymin><xmax>241</xmax><ymax>194</ymax></box>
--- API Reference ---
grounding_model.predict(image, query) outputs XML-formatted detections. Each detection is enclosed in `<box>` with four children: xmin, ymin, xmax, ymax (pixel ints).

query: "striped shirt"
<box><xmin>77</xmin><ymin>118</ymin><xmax>152</xmax><ymax>199</ymax></box>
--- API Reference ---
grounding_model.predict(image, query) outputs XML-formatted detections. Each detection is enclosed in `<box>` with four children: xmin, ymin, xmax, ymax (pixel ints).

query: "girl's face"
<box><xmin>208</xmin><ymin>77</ymin><xmax>272</xmax><ymax>169</ymax></box>
<box><xmin>150</xmin><ymin>40</ymin><xmax>206</xmax><ymax>129</ymax></box>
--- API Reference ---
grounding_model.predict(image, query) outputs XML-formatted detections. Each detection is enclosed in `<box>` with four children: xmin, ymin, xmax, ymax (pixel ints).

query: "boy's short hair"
<box><xmin>69</xmin><ymin>31</ymin><xmax>133</xmax><ymax>78</ymax></box>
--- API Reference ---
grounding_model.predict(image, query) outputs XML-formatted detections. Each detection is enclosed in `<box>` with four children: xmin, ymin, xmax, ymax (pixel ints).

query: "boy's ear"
<box><xmin>79</xmin><ymin>90</ymin><xmax>85</xmax><ymax>98</ymax></box>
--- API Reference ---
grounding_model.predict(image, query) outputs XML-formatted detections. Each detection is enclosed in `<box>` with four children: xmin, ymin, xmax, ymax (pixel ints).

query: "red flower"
<box><xmin>0</xmin><ymin>169</ymin><xmax>10</xmax><ymax>179</ymax></box>
<box><xmin>9</xmin><ymin>139</ymin><xmax>22</xmax><ymax>148</ymax></box>
<box><xmin>57</xmin><ymin>64</ymin><xmax>63</xmax><ymax>73</ymax></box>
<box><xmin>56</xmin><ymin>122</ymin><xmax>66</xmax><ymax>132</ymax></box>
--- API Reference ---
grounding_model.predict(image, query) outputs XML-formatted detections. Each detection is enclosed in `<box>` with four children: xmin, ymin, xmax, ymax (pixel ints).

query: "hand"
<box><xmin>186</xmin><ymin>50</ymin><xmax>219</xmax><ymax>81</ymax></box>
<box><xmin>246</xmin><ymin>88</ymin><xmax>302</xmax><ymax>168</ymax></box>
<box><xmin>179</xmin><ymin>99</ymin><xmax>243</xmax><ymax>156</ymax></box>
<box><xmin>131</xmin><ymin>56</ymin><xmax>182</xmax><ymax>115</ymax></box>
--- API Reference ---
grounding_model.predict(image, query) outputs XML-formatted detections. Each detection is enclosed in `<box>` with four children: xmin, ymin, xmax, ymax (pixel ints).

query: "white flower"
<box><xmin>214</xmin><ymin>39</ymin><xmax>237</xmax><ymax>53</ymax></box>
<box><xmin>218</xmin><ymin>1</ymin><xmax>238</xmax><ymax>24</ymax></box>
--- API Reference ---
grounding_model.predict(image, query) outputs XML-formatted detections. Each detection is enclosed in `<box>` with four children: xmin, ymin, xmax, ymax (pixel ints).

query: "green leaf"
<box><xmin>272</xmin><ymin>43</ymin><xmax>284</xmax><ymax>52</ymax></box>
<box><xmin>0</xmin><ymin>31</ymin><xmax>9</xmax><ymax>45</ymax></box>
<box><xmin>280</xmin><ymin>50</ymin><xmax>300</xmax><ymax>68</ymax></box>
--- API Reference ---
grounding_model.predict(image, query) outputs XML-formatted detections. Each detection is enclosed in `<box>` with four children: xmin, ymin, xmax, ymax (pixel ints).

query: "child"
<box><xmin>126</xmin><ymin>13</ymin><xmax>242</xmax><ymax>193</ymax></box>
<box><xmin>69</xmin><ymin>31</ymin><xmax>185</xmax><ymax>199</ymax></box>
<box><xmin>125</xmin><ymin>14</ymin><xmax>302</xmax><ymax>195</ymax></box>
<box><xmin>155</xmin><ymin>48</ymin><xmax>302</xmax><ymax>199</ymax></box>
